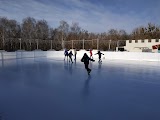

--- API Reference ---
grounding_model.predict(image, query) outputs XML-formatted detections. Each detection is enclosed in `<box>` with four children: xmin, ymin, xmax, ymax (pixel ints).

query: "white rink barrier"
<box><xmin>46</xmin><ymin>50</ymin><xmax>88</xmax><ymax>59</ymax></box>
<box><xmin>0</xmin><ymin>50</ymin><xmax>46</xmax><ymax>60</ymax></box>
<box><xmin>0</xmin><ymin>50</ymin><xmax>160</xmax><ymax>62</ymax></box>
<box><xmin>46</xmin><ymin>50</ymin><xmax>160</xmax><ymax>62</ymax></box>
<box><xmin>103</xmin><ymin>52</ymin><xmax>160</xmax><ymax>62</ymax></box>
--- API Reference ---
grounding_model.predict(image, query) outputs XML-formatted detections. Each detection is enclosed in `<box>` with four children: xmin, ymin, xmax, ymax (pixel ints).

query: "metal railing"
<box><xmin>0</xmin><ymin>38</ymin><xmax>126</xmax><ymax>51</ymax></box>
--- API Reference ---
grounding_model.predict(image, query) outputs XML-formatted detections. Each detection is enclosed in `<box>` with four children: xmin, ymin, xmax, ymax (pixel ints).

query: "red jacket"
<box><xmin>90</xmin><ymin>50</ymin><xmax>92</xmax><ymax>56</ymax></box>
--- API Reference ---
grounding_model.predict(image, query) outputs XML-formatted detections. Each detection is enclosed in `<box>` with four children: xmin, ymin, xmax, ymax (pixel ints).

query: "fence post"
<box><xmin>1</xmin><ymin>51</ymin><xmax>4</xmax><ymax>68</ymax></box>
<box><xmin>19</xmin><ymin>38</ymin><xmax>21</xmax><ymax>50</ymax></box>
<box><xmin>51</xmin><ymin>40</ymin><xmax>52</xmax><ymax>50</ymax></box>
<box><xmin>97</xmin><ymin>38</ymin><xmax>99</xmax><ymax>50</ymax></box>
<box><xmin>83</xmin><ymin>39</ymin><xmax>84</xmax><ymax>49</ymax></box>
<box><xmin>2</xmin><ymin>30</ymin><xmax>4</xmax><ymax>50</ymax></box>
<box><xmin>62</xmin><ymin>32</ymin><xmax>64</xmax><ymax>49</ymax></box>
<box><xmin>109</xmin><ymin>40</ymin><xmax>111</xmax><ymax>50</ymax></box>
<box><xmin>117</xmin><ymin>40</ymin><xmax>119</xmax><ymax>47</ymax></box>
<box><xmin>72</xmin><ymin>40</ymin><xmax>73</xmax><ymax>49</ymax></box>
<box><xmin>37</xmin><ymin>39</ymin><xmax>39</xmax><ymax>49</ymax></box>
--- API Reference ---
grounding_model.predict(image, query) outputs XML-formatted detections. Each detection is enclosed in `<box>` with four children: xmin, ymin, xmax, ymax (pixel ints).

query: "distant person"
<box><xmin>81</xmin><ymin>53</ymin><xmax>95</xmax><ymax>75</ymax></box>
<box><xmin>89</xmin><ymin>49</ymin><xmax>93</xmax><ymax>59</ymax></box>
<box><xmin>95</xmin><ymin>50</ymin><xmax>104</xmax><ymax>62</ymax></box>
<box><xmin>74</xmin><ymin>48</ymin><xmax>77</xmax><ymax>60</ymax></box>
<box><xmin>64</xmin><ymin>49</ymin><xmax>68</xmax><ymax>61</ymax></box>
<box><xmin>68</xmin><ymin>51</ymin><xmax>73</xmax><ymax>63</ymax></box>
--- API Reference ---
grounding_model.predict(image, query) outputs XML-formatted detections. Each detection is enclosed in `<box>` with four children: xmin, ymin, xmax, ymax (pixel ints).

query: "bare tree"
<box><xmin>0</xmin><ymin>17</ymin><xmax>8</xmax><ymax>50</ymax></box>
<box><xmin>1</xmin><ymin>16</ymin><xmax>160</xmax><ymax>51</ymax></box>
<box><xmin>131</xmin><ymin>23</ymin><xmax>160</xmax><ymax>40</ymax></box>
<box><xmin>6</xmin><ymin>19</ymin><xmax>20</xmax><ymax>51</ymax></box>
<box><xmin>35</xmin><ymin>20</ymin><xmax>49</xmax><ymax>50</ymax></box>
<box><xmin>35</xmin><ymin>20</ymin><xmax>49</xmax><ymax>40</ymax></box>
<box><xmin>58</xmin><ymin>20</ymin><xmax>69</xmax><ymax>49</ymax></box>
<box><xmin>21</xmin><ymin>17</ymin><xmax>36</xmax><ymax>50</ymax></box>
<box><xmin>69</xmin><ymin>22</ymin><xmax>81</xmax><ymax>40</ymax></box>
<box><xmin>108</xmin><ymin>29</ymin><xmax>119</xmax><ymax>40</ymax></box>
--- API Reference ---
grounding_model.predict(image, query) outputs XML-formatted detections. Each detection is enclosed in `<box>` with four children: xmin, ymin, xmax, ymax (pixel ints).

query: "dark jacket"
<box><xmin>64</xmin><ymin>49</ymin><xmax>68</xmax><ymax>56</ymax></box>
<box><xmin>68</xmin><ymin>51</ymin><xmax>73</xmax><ymax>57</ymax></box>
<box><xmin>81</xmin><ymin>53</ymin><xmax>94</xmax><ymax>64</ymax></box>
<box><xmin>95</xmin><ymin>51</ymin><xmax>104</xmax><ymax>58</ymax></box>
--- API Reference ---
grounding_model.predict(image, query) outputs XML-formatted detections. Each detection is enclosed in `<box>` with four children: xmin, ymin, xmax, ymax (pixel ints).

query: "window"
<box><xmin>129</xmin><ymin>40</ymin><xmax>132</xmax><ymax>43</ymax></box>
<box><xmin>141</xmin><ymin>40</ymin><xmax>144</xmax><ymax>43</ymax></box>
<box><xmin>156</xmin><ymin>39</ymin><xmax>159</xmax><ymax>42</ymax></box>
<box><xmin>135</xmin><ymin>40</ymin><xmax>138</xmax><ymax>43</ymax></box>
<box><xmin>148</xmin><ymin>39</ymin><xmax>151</xmax><ymax>42</ymax></box>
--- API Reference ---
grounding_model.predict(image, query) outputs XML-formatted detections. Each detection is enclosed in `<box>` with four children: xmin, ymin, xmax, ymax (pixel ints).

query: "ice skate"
<box><xmin>88</xmin><ymin>69</ymin><xmax>91</xmax><ymax>75</ymax></box>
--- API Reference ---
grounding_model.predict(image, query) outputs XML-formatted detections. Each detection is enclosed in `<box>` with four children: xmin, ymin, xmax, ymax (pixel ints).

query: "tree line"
<box><xmin>0</xmin><ymin>16</ymin><xmax>160</xmax><ymax>51</ymax></box>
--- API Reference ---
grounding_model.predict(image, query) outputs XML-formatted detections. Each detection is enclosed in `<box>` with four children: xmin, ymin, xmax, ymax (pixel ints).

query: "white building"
<box><xmin>123</xmin><ymin>39</ymin><xmax>160</xmax><ymax>52</ymax></box>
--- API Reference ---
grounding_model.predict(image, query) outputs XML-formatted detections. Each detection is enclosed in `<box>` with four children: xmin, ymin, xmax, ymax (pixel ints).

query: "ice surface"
<box><xmin>0</xmin><ymin>58</ymin><xmax>160</xmax><ymax>120</ymax></box>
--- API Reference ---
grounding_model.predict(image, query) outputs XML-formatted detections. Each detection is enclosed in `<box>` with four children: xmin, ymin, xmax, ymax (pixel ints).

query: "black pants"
<box><xmin>99</xmin><ymin>56</ymin><xmax>102</xmax><ymax>62</ymax></box>
<box><xmin>69</xmin><ymin>56</ymin><xmax>73</xmax><ymax>62</ymax></box>
<box><xmin>85</xmin><ymin>63</ymin><xmax>91</xmax><ymax>72</ymax></box>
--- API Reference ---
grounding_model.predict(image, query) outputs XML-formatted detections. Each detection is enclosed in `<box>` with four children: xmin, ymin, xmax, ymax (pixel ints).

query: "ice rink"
<box><xmin>0</xmin><ymin>57</ymin><xmax>160</xmax><ymax>120</ymax></box>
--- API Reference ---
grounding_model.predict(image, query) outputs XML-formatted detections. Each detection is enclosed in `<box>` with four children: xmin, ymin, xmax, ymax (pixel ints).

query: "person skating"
<box><xmin>95</xmin><ymin>50</ymin><xmax>104</xmax><ymax>63</ymax></box>
<box><xmin>81</xmin><ymin>53</ymin><xmax>95</xmax><ymax>75</ymax></box>
<box><xmin>89</xmin><ymin>49</ymin><xmax>93</xmax><ymax>59</ymax></box>
<box><xmin>68</xmin><ymin>51</ymin><xmax>73</xmax><ymax>63</ymax></box>
<box><xmin>74</xmin><ymin>48</ymin><xmax>77</xmax><ymax>61</ymax></box>
<box><xmin>64</xmin><ymin>49</ymin><xmax>68</xmax><ymax>61</ymax></box>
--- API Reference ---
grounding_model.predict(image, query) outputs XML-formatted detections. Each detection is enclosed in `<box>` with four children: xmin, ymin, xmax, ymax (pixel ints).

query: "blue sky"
<box><xmin>0</xmin><ymin>0</ymin><xmax>160</xmax><ymax>33</ymax></box>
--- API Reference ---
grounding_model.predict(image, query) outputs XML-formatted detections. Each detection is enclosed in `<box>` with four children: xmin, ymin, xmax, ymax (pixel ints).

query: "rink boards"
<box><xmin>0</xmin><ymin>50</ymin><xmax>160</xmax><ymax>62</ymax></box>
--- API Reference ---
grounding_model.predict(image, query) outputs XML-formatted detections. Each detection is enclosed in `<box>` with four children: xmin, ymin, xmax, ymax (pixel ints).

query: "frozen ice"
<box><xmin>0</xmin><ymin>58</ymin><xmax>160</xmax><ymax>120</ymax></box>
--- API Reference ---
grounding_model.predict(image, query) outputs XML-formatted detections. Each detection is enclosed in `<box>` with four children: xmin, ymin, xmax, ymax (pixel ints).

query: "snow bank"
<box><xmin>0</xmin><ymin>50</ymin><xmax>160</xmax><ymax>62</ymax></box>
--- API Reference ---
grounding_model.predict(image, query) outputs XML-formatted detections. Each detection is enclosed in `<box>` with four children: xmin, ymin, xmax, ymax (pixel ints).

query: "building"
<box><xmin>122</xmin><ymin>39</ymin><xmax>160</xmax><ymax>52</ymax></box>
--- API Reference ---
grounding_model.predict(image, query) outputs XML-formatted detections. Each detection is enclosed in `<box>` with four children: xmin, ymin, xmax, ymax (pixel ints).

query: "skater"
<box><xmin>89</xmin><ymin>49</ymin><xmax>93</xmax><ymax>59</ymax></box>
<box><xmin>64</xmin><ymin>49</ymin><xmax>68</xmax><ymax>61</ymax></box>
<box><xmin>81</xmin><ymin>53</ymin><xmax>95</xmax><ymax>75</ymax></box>
<box><xmin>74</xmin><ymin>48</ymin><xmax>77</xmax><ymax>60</ymax></box>
<box><xmin>68</xmin><ymin>51</ymin><xmax>73</xmax><ymax>63</ymax></box>
<box><xmin>95</xmin><ymin>50</ymin><xmax>104</xmax><ymax>62</ymax></box>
